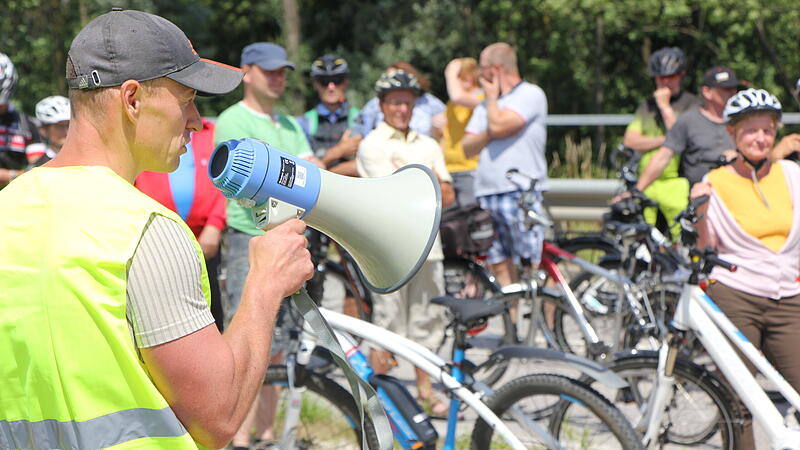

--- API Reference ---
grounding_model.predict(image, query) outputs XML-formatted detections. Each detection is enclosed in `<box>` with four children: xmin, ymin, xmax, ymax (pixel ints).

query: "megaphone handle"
<box><xmin>290</xmin><ymin>288</ymin><xmax>393</xmax><ymax>450</ymax></box>
<box><xmin>253</xmin><ymin>198</ymin><xmax>305</xmax><ymax>231</ymax></box>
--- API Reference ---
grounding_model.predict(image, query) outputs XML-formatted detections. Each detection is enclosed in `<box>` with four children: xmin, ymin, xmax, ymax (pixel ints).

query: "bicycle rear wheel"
<box><xmin>470</xmin><ymin>373</ymin><xmax>643</xmax><ymax>449</ymax></box>
<box><xmin>264</xmin><ymin>365</ymin><xmax>378</xmax><ymax>449</ymax></box>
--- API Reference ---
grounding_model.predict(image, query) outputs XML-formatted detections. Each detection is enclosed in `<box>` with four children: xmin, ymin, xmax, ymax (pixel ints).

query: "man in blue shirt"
<box><xmin>297</xmin><ymin>54</ymin><xmax>361</xmax><ymax>176</ymax></box>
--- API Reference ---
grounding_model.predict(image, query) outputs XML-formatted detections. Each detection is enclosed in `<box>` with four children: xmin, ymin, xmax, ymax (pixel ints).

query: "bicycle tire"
<box><xmin>583</xmin><ymin>354</ymin><xmax>742</xmax><ymax>449</ymax></box>
<box><xmin>470</xmin><ymin>373</ymin><xmax>644</xmax><ymax>449</ymax></box>
<box><xmin>264</xmin><ymin>364</ymin><xmax>379</xmax><ymax>449</ymax></box>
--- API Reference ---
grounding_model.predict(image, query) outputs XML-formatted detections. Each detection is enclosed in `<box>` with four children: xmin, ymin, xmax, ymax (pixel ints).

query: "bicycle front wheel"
<box><xmin>265</xmin><ymin>365</ymin><xmax>378</xmax><ymax>449</ymax></box>
<box><xmin>585</xmin><ymin>354</ymin><xmax>742</xmax><ymax>449</ymax></box>
<box><xmin>470</xmin><ymin>373</ymin><xmax>643</xmax><ymax>449</ymax></box>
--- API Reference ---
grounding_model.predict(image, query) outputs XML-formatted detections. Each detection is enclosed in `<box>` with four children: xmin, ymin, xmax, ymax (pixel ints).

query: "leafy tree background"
<box><xmin>3</xmin><ymin>0</ymin><xmax>799</xmax><ymax>176</ymax></box>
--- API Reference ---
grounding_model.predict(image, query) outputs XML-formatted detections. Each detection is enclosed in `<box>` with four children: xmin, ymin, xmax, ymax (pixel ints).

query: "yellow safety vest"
<box><xmin>0</xmin><ymin>166</ymin><xmax>210</xmax><ymax>449</ymax></box>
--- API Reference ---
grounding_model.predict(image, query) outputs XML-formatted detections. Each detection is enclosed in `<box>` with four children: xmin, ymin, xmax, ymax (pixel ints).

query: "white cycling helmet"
<box><xmin>35</xmin><ymin>96</ymin><xmax>71</xmax><ymax>124</ymax></box>
<box><xmin>0</xmin><ymin>52</ymin><xmax>18</xmax><ymax>105</ymax></box>
<box><xmin>723</xmin><ymin>88</ymin><xmax>782</xmax><ymax>124</ymax></box>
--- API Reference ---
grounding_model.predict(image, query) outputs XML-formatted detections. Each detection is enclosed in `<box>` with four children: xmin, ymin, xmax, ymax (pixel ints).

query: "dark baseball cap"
<box><xmin>241</xmin><ymin>43</ymin><xmax>296</xmax><ymax>71</ymax></box>
<box><xmin>701</xmin><ymin>66</ymin><xmax>740</xmax><ymax>88</ymax></box>
<box><xmin>66</xmin><ymin>9</ymin><xmax>243</xmax><ymax>96</ymax></box>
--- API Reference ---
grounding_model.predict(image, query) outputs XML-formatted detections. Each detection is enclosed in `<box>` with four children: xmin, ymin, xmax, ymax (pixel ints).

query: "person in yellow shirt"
<box><xmin>436</xmin><ymin>57</ymin><xmax>483</xmax><ymax>208</ymax></box>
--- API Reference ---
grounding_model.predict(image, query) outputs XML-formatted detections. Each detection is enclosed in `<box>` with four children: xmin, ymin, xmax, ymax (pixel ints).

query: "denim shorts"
<box><xmin>478</xmin><ymin>190</ymin><xmax>544</xmax><ymax>265</ymax></box>
<box><xmin>222</xmin><ymin>227</ymin><xmax>289</xmax><ymax>356</ymax></box>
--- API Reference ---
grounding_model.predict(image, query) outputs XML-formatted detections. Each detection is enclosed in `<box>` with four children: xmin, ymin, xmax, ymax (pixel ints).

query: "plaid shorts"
<box><xmin>478</xmin><ymin>190</ymin><xmax>544</xmax><ymax>265</ymax></box>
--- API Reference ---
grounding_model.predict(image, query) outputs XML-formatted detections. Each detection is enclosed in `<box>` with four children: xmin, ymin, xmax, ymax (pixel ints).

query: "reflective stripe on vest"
<box><xmin>0</xmin><ymin>407</ymin><xmax>185</xmax><ymax>450</ymax></box>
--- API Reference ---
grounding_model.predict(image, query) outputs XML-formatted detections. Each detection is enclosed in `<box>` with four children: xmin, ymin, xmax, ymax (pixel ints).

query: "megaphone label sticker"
<box><xmin>295</xmin><ymin>165</ymin><xmax>307</xmax><ymax>188</ymax></box>
<box><xmin>278</xmin><ymin>157</ymin><xmax>297</xmax><ymax>188</ymax></box>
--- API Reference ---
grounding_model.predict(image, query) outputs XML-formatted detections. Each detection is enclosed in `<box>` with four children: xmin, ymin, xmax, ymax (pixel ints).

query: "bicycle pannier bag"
<box><xmin>440</xmin><ymin>204</ymin><xmax>496</xmax><ymax>258</ymax></box>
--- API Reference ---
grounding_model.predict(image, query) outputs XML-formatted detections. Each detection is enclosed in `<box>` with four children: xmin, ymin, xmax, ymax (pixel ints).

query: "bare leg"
<box><xmin>249</xmin><ymin>351</ymin><xmax>283</xmax><ymax>442</ymax></box>
<box><xmin>255</xmin><ymin>383</ymin><xmax>280</xmax><ymax>441</ymax></box>
<box><xmin>415</xmin><ymin>368</ymin><xmax>447</xmax><ymax>415</ymax></box>
<box><xmin>370</xmin><ymin>348</ymin><xmax>392</xmax><ymax>375</ymax></box>
<box><xmin>490</xmin><ymin>258</ymin><xmax>519</xmax><ymax>321</ymax></box>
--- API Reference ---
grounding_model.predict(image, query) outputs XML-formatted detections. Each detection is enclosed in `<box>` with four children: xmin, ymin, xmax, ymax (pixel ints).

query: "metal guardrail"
<box><xmin>543</xmin><ymin>178</ymin><xmax>622</xmax><ymax>222</ymax></box>
<box><xmin>546</xmin><ymin>113</ymin><xmax>800</xmax><ymax>126</ymax></box>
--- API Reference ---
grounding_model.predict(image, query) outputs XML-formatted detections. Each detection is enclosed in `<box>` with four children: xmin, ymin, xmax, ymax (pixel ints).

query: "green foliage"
<box><xmin>4</xmin><ymin>0</ymin><xmax>800</xmax><ymax>176</ymax></box>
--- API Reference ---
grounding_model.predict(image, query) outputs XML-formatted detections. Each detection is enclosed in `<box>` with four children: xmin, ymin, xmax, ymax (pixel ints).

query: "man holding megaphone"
<box><xmin>357</xmin><ymin>68</ymin><xmax>455</xmax><ymax>415</ymax></box>
<box><xmin>0</xmin><ymin>10</ymin><xmax>314</xmax><ymax>449</ymax></box>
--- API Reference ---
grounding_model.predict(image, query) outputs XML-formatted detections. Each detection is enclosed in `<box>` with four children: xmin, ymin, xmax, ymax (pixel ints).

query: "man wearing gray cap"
<box><xmin>0</xmin><ymin>10</ymin><xmax>313</xmax><ymax>450</ymax></box>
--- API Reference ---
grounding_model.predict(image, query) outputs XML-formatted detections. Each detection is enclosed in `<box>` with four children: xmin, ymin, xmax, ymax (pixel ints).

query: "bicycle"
<box><xmin>262</xmin><ymin>297</ymin><xmax>644</xmax><ymax>449</ymax></box>
<box><xmin>454</xmin><ymin>169</ymin><xmax>665</xmax><ymax>365</ymax></box>
<box><xmin>585</xmin><ymin>196</ymin><xmax>800</xmax><ymax>449</ymax></box>
<box><xmin>568</xmin><ymin>147</ymin><xmax>738</xmax><ymax>354</ymax></box>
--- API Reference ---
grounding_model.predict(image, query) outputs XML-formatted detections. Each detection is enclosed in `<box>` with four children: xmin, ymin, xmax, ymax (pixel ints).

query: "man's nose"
<box><xmin>187</xmin><ymin>101</ymin><xmax>202</xmax><ymax>132</ymax></box>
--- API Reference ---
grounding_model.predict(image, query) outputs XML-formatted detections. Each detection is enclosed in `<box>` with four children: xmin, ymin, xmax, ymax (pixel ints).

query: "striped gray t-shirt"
<box><xmin>126</xmin><ymin>215</ymin><xmax>215</xmax><ymax>348</ymax></box>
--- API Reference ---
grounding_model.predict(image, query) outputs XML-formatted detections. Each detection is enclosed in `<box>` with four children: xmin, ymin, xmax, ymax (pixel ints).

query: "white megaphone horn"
<box><xmin>208</xmin><ymin>138</ymin><xmax>442</xmax><ymax>293</ymax></box>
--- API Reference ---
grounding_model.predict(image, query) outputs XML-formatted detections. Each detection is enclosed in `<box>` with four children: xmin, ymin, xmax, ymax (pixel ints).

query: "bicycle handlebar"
<box><xmin>705</xmin><ymin>252</ymin><xmax>737</xmax><ymax>273</ymax></box>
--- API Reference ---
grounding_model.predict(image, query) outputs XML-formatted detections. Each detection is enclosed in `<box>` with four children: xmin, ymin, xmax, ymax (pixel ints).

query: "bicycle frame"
<box><xmin>321</xmin><ymin>308</ymin><xmax>545</xmax><ymax>450</ymax></box>
<box><xmin>530</xmin><ymin>241</ymin><xmax>660</xmax><ymax>355</ymax></box>
<box><xmin>640</xmin><ymin>283</ymin><xmax>800</xmax><ymax>448</ymax></box>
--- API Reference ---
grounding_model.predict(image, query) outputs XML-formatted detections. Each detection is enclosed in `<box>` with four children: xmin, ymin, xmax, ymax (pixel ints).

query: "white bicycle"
<box><xmin>585</xmin><ymin>197</ymin><xmax>800</xmax><ymax>449</ymax></box>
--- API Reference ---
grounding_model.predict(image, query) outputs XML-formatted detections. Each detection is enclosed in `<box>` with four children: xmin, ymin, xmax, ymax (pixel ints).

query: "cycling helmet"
<box><xmin>0</xmin><ymin>52</ymin><xmax>18</xmax><ymax>105</ymax></box>
<box><xmin>723</xmin><ymin>88</ymin><xmax>782</xmax><ymax>124</ymax></box>
<box><xmin>374</xmin><ymin>69</ymin><xmax>421</xmax><ymax>97</ymax></box>
<box><xmin>648</xmin><ymin>47</ymin><xmax>686</xmax><ymax>77</ymax></box>
<box><xmin>35</xmin><ymin>96</ymin><xmax>71</xmax><ymax>124</ymax></box>
<box><xmin>310</xmin><ymin>54</ymin><xmax>349</xmax><ymax>79</ymax></box>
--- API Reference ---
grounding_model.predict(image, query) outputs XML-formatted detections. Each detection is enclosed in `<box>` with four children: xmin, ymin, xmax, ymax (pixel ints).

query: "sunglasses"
<box><xmin>316</xmin><ymin>75</ymin><xmax>347</xmax><ymax>85</ymax></box>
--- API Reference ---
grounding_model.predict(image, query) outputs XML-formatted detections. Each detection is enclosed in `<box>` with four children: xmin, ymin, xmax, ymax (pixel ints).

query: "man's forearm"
<box><xmin>216</xmin><ymin>277</ymin><xmax>283</xmax><ymax>434</ymax></box>
<box><xmin>329</xmin><ymin>159</ymin><xmax>359</xmax><ymax>176</ymax></box>
<box><xmin>463</xmin><ymin>132</ymin><xmax>489</xmax><ymax>158</ymax></box>
<box><xmin>623</xmin><ymin>131</ymin><xmax>665</xmax><ymax>153</ymax></box>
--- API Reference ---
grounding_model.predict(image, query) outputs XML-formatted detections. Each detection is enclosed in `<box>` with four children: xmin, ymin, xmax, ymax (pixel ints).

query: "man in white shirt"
<box><xmin>357</xmin><ymin>68</ymin><xmax>454</xmax><ymax>415</ymax></box>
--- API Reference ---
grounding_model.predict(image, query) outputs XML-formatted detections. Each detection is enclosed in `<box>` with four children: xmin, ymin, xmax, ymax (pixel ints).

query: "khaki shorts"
<box><xmin>371</xmin><ymin>260</ymin><xmax>445</xmax><ymax>350</ymax></box>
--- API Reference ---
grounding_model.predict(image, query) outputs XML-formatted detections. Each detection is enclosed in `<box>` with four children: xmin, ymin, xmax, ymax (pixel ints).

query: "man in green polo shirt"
<box><xmin>214</xmin><ymin>41</ymin><xmax>320</xmax><ymax>449</ymax></box>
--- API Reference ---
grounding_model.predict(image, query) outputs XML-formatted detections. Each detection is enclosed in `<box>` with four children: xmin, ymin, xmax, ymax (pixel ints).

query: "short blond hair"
<box><xmin>457</xmin><ymin>57</ymin><xmax>479</xmax><ymax>87</ymax></box>
<box><xmin>483</xmin><ymin>42</ymin><xmax>518</xmax><ymax>75</ymax></box>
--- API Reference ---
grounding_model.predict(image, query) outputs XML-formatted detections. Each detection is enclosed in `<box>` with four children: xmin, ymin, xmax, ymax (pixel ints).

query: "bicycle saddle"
<box><xmin>431</xmin><ymin>296</ymin><xmax>506</xmax><ymax>327</ymax></box>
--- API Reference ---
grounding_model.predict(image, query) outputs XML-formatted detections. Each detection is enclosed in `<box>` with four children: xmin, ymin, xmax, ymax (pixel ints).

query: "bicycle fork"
<box><xmin>639</xmin><ymin>330</ymin><xmax>683</xmax><ymax>447</ymax></box>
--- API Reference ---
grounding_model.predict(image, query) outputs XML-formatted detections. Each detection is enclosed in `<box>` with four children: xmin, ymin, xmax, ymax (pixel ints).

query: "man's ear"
<box><xmin>119</xmin><ymin>80</ymin><xmax>143</xmax><ymax>122</ymax></box>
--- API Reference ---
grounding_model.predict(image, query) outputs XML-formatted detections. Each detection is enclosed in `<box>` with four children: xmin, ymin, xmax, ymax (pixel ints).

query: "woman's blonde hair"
<box><xmin>457</xmin><ymin>57</ymin><xmax>479</xmax><ymax>88</ymax></box>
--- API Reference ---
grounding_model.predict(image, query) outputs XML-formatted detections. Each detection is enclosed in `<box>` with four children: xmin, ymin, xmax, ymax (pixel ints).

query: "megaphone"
<box><xmin>209</xmin><ymin>138</ymin><xmax>442</xmax><ymax>293</ymax></box>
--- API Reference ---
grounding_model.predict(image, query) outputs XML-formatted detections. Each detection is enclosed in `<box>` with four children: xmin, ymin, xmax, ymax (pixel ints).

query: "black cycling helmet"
<box><xmin>310</xmin><ymin>54</ymin><xmax>349</xmax><ymax>79</ymax></box>
<box><xmin>0</xmin><ymin>52</ymin><xmax>18</xmax><ymax>105</ymax></box>
<box><xmin>375</xmin><ymin>69</ymin><xmax>421</xmax><ymax>98</ymax></box>
<box><xmin>723</xmin><ymin>88</ymin><xmax>782</xmax><ymax>124</ymax></box>
<box><xmin>648</xmin><ymin>47</ymin><xmax>686</xmax><ymax>77</ymax></box>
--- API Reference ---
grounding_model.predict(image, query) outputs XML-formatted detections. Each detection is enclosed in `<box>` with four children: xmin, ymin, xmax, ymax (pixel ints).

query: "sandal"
<box><xmin>417</xmin><ymin>396</ymin><xmax>449</xmax><ymax>418</ymax></box>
